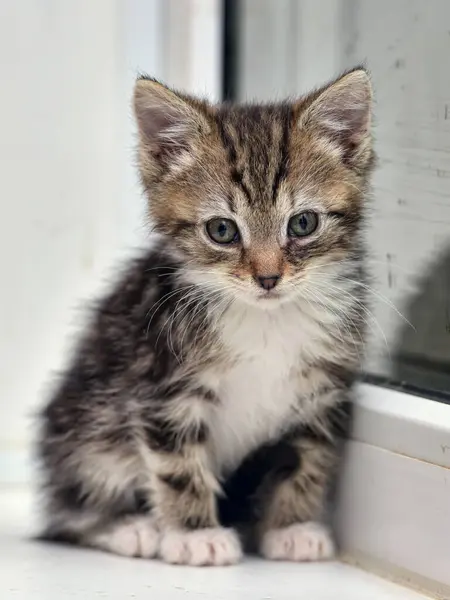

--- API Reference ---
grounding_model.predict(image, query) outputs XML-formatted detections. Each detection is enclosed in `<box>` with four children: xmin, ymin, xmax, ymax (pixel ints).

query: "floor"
<box><xmin>0</xmin><ymin>490</ymin><xmax>429</xmax><ymax>600</ymax></box>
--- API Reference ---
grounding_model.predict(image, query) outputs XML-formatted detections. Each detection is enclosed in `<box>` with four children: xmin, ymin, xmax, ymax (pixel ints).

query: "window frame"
<box><xmin>337</xmin><ymin>384</ymin><xmax>450</xmax><ymax>595</ymax></box>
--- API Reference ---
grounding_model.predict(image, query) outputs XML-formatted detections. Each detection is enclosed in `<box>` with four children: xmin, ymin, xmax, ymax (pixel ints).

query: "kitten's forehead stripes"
<box><xmin>225</xmin><ymin>193</ymin><xmax>236</xmax><ymax>214</ymax></box>
<box><xmin>216</xmin><ymin>104</ymin><xmax>292</xmax><ymax>207</ymax></box>
<box><xmin>217</xmin><ymin>120</ymin><xmax>252</xmax><ymax>204</ymax></box>
<box><xmin>271</xmin><ymin>104</ymin><xmax>292</xmax><ymax>202</ymax></box>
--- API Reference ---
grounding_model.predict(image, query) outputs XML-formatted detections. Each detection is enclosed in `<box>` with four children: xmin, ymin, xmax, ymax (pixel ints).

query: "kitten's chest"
<box><xmin>202</xmin><ymin>303</ymin><xmax>325</xmax><ymax>475</ymax></box>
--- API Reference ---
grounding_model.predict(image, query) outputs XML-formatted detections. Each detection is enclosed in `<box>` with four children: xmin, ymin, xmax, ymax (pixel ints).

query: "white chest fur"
<box><xmin>202</xmin><ymin>301</ymin><xmax>329</xmax><ymax>475</ymax></box>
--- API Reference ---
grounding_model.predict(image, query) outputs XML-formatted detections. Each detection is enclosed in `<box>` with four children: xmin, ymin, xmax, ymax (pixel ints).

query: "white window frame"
<box><xmin>338</xmin><ymin>384</ymin><xmax>450</xmax><ymax>596</ymax></box>
<box><xmin>162</xmin><ymin>0</ymin><xmax>223</xmax><ymax>102</ymax></box>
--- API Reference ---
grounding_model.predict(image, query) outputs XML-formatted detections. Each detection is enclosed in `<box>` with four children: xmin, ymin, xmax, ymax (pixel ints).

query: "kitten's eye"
<box><xmin>206</xmin><ymin>218</ymin><xmax>240</xmax><ymax>244</ymax></box>
<box><xmin>288</xmin><ymin>212</ymin><xmax>319</xmax><ymax>237</ymax></box>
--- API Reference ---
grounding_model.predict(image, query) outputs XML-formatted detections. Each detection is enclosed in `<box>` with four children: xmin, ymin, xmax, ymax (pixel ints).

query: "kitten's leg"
<box><xmin>42</xmin><ymin>494</ymin><xmax>161</xmax><ymax>558</ymax></box>
<box><xmin>141</xmin><ymin>395</ymin><xmax>242</xmax><ymax>566</ymax></box>
<box><xmin>257</xmin><ymin>400</ymin><xmax>351</xmax><ymax>563</ymax></box>
<box><xmin>150</xmin><ymin>449</ymin><xmax>242</xmax><ymax>566</ymax></box>
<box><xmin>40</xmin><ymin>442</ymin><xmax>160</xmax><ymax>558</ymax></box>
<box><xmin>258</xmin><ymin>437</ymin><xmax>337</xmax><ymax>562</ymax></box>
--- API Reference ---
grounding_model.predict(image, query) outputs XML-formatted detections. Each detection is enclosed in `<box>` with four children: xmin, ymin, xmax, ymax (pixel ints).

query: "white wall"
<box><xmin>0</xmin><ymin>0</ymin><xmax>164</xmax><ymax>480</ymax></box>
<box><xmin>0</xmin><ymin>0</ymin><xmax>222</xmax><ymax>484</ymax></box>
<box><xmin>238</xmin><ymin>0</ymin><xmax>343</xmax><ymax>101</ymax></box>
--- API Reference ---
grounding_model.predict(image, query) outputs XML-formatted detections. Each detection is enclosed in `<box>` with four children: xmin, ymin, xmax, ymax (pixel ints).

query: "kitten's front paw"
<box><xmin>159</xmin><ymin>528</ymin><xmax>242</xmax><ymax>566</ymax></box>
<box><xmin>260</xmin><ymin>522</ymin><xmax>335</xmax><ymax>562</ymax></box>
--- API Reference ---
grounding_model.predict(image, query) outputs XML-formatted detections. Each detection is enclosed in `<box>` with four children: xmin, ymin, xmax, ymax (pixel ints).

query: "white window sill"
<box><xmin>0</xmin><ymin>490</ymin><xmax>429</xmax><ymax>600</ymax></box>
<box><xmin>337</xmin><ymin>383</ymin><xmax>450</xmax><ymax>597</ymax></box>
<box><xmin>353</xmin><ymin>383</ymin><xmax>450</xmax><ymax>468</ymax></box>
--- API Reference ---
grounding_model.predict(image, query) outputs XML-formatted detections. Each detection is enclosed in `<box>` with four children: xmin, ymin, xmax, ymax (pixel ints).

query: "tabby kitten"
<box><xmin>38</xmin><ymin>68</ymin><xmax>374</xmax><ymax>566</ymax></box>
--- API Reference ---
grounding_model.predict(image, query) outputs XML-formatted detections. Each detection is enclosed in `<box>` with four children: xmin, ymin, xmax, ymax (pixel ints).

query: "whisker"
<box><xmin>300</xmin><ymin>285</ymin><xmax>364</xmax><ymax>368</ymax></box>
<box><xmin>161</xmin><ymin>287</ymin><xmax>207</xmax><ymax>362</ymax></box>
<box><xmin>340</xmin><ymin>278</ymin><xmax>416</xmax><ymax>331</ymax></box>
<box><xmin>311</xmin><ymin>278</ymin><xmax>391</xmax><ymax>358</ymax></box>
<box><xmin>177</xmin><ymin>287</ymin><xmax>224</xmax><ymax>354</ymax></box>
<box><xmin>145</xmin><ymin>284</ymin><xmax>196</xmax><ymax>338</ymax></box>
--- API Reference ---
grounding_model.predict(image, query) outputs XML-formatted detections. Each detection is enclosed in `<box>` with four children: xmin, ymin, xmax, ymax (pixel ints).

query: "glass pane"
<box><xmin>231</xmin><ymin>0</ymin><xmax>450</xmax><ymax>398</ymax></box>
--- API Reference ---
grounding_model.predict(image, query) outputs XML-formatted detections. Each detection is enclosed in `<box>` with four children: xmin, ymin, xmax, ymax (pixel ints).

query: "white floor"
<box><xmin>0</xmin><ymin>490</ymin><xmax>429</xmax><ymax>600</ymax></box>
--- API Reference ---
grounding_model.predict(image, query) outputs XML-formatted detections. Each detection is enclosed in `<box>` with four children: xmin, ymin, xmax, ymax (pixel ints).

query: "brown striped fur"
<box><xmin>37</xmin><ymin>68</ymin><xmax>374</xmax><ymax>565</ymax></box>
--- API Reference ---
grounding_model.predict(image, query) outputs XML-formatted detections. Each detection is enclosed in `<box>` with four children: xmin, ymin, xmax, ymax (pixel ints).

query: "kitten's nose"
<box><xmin>257</xmin><ymin>274</ymin><xmax>280</xmax><ymax>291</ymax></box>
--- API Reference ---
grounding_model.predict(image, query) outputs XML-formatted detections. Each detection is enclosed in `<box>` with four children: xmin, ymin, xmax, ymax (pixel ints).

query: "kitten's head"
<box><xmin>134</xmin><ymin>69</ymin><xmax>374</xmax><ymax>308</ymax></box>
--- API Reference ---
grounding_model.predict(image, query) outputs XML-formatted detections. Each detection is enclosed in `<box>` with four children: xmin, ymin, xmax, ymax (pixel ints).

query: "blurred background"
<box><xmin>1</xmin><ymin>0</ymin><xmax>450</xmax><ymax>485</ymax></box>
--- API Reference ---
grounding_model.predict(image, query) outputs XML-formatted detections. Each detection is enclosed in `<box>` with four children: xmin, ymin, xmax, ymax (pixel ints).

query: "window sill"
<box><xmin>353</xmin><ymin>383</ymin><xmax>450</xmax><ymax>468</ymax></box>
<box><xmin>0</xmin><ymin>489</ymin><xmax>429</xmax><ymax>600</ymax></box>
<box><xmin>336</xmin><ymin>383</ymin><xmax>450</xmax><ymax>597</ymax></box>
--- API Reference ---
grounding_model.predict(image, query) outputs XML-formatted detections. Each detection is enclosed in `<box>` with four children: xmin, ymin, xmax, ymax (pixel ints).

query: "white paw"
<box><xmin>159</xmin><ymin>528</ymin><xmax>242</xmax><ymax>566</ymax></box>
<box><xmin>260</xmin><ymin>522</ymin><xmax>335</xmax><ymax>562</ymax></box>
<box><xmin>89</xmin><ymin>516</ymin><xmax>159</xmax><ymax>558</ymax></box>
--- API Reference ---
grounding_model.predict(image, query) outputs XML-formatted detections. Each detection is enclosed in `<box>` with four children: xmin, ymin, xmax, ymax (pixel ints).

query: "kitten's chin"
<box><xmin>234</xmin><ymin>290</ymin><xmax>292</xmax><ymax>310</ymax></box>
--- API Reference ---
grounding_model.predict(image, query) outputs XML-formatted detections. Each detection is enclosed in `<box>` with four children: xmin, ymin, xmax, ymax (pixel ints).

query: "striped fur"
<box><xmin>37</xmin><ymin>68</ymin><xmax>374</xmax><ymax>565</ymax></box>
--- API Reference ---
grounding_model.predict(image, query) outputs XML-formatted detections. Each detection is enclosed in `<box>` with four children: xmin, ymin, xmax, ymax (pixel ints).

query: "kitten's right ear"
<box><xmin>133</xmin><ymin>77</ymin><xmax>210</xmax><ymax>176</ymax></box>
<box><xmin>298</xmin><ymin>68</ymin><xmax>372</xmax><ymax>170</ymax></box>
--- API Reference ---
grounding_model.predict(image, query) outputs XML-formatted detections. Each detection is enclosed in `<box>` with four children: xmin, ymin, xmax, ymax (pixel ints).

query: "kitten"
<box><xmin>37</xmin><ymin>68</ymin><xmax>374</xmax><ymax>566</ymax></box>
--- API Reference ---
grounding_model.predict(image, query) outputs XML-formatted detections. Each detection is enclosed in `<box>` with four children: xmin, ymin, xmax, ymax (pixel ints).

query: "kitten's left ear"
<box><xmin>299</xmin><ymin>68</ymin><xmax>373</xmax><ymax>169</ymax></box>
